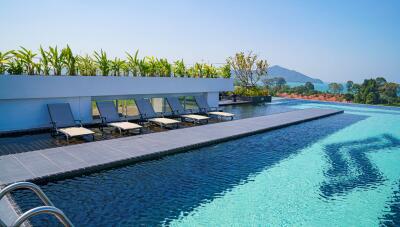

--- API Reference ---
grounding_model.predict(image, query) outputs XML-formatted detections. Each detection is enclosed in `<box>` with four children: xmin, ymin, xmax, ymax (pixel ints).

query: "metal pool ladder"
<box><xmin>0</xmin><ymin>182</ymin><xmax>74</xmax><ymax>227</ymax></box>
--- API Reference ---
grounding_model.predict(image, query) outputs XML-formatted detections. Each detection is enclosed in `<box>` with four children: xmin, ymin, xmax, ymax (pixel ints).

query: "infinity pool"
<box><xmin>14</xmin><ymin>100</ymin><xmax>400</xmax><ymax>226</ymax></box>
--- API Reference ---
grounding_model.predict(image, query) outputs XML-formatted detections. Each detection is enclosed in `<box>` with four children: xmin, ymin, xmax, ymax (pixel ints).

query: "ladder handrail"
<box><xmin>0</xmin><ymin>182</ymin><xmax>54</xmax><ymax>207</ymax></box>
<box><xmin>0</xmin><ymin>182</ymin><xmax>74</xmax><ymax>227</ymax></box>
<box><xmin>12</xmin><ymin>206</ymin><xmax>74</xmax><ymax>227</ymax></box>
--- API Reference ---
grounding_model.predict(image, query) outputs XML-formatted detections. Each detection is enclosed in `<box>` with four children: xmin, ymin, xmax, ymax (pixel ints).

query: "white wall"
<box><xmin>0</xmin><ymin>76</ymin><xmax>233</xmax><ymax>132</ymax></box>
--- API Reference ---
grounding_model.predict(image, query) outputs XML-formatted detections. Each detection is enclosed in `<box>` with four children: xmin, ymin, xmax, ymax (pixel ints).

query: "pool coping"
<box><xmin>0</xmin><ymin>108</ymin><xmax>343</xmax><ymax>186</ymax></box>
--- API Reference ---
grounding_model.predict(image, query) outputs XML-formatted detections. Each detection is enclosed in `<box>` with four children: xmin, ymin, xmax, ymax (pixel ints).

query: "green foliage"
<box><xmin>173</xmin><ymin>59</ymin><xmax>186</xmax><ymax>77</ymax></box>
<box><xmin>0</xmin><ymin>50</ymin><xmax>13</xmax><ymax>74</ymax></box>
<box><xmin>94</xmin><ymin>50</ymin><xmax>110</xmax><ymax>76</ymax></box>
<box><xmin>39</xmin><ymin>46</ymin><xmax>50</xmax><ymax>75</ymax></box>
<box><xmin>233</xmin><ymin>86</ymin><xmax>269</xmax><ymax>97</ymax></box>
<box><xmin>126</xmin><ymin>50</ymin><xmax>140</xmax><ymax>76</ymax></box>
<box><xmin>110</xmin><ymin>58</ymin><xmax>126</xmax><ymax>76</ymax></box>
<box><xmin>227</xmin><ymin>51</ymin><xmax>268</xmax><ymax>87</ymax></box>
<box><xmin>7</xmin><ymin>59</ymin><xmax>24</xmax><ymax>75</ymax></box>
<box><xmin>62</xmin><ymin>45</ymin><xmax>77</xmax><ymax>76</ymax></box>
<box><xmin>219</xmin><ymin>63</ymin><xmax>231</xmax><ymax>78</ymax></box>
<box><xmin>13</xmin><ymin>47</ymin><xmax>37</xmax><ymax>75</ymax></box>
<box><xmin>157</xmin><ymin>58</ymin><xmax>172</xmax><ymax>77</ymax></box>
<box><xmin>47</xmin><ymin>46</ymin><xmax>64</xmax><ymax>75</ymax></box>
<box><xmin>77</xmin><ymin>55</ymin><xmax>97</xmax><ymax>76</ymax></box>
<box><xmin>202</xmin><ymin>64</ymin><xmax>218</xmax><ymax>78</ymax></box>
<box><xmin>328</xmin><ymin>83</ymin><xmax>344</xmax><ymax>94</ymax></box>
<box><xmin>346</xmin><ymin>80</ymin><xmax>354</xmax><ymax>93</ymax></box>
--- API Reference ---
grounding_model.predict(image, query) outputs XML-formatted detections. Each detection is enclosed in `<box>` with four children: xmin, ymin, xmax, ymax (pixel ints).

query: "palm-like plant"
<box><xmin>203</xmin><ymin>64</ymin><xmax>218</xmax><ymax>78</ymax></box>
<box><xmin>48</xmin><ymin>46</ymin><xmax>65</xmax><ymax>75</ymax></box>
<box><xmin>7</xmin><ymin>59</ymin><xmax>24</xmax><ymax>75</ymax></box>
<box><xmin>138</xmin><ymin>58</ymin><xmax>149</xmax><ymax>77</ymax></box>
<box><xmin>39</xmin><ymin>46</ymin><xmax>50</xmax><ymax>75</ymax></box>
<box><xmin>219</xmin><ymin>63</ymin><xmax>231</xmax><ymax>78</ymax></box>
<box><xmin>62</xmin><ymin>45</ymin><xmax>77</xmax><ymax>76</ymax></box>
<box><xmin>13</xmin><ymin>47</ymin><xmax>37</xmax><ymax>75</ymax></box>
<box><xmin>126</xmin><ymin>50</ymin><xmax>140</xmax><ymax>76</ymax></box>
<box><xmin>0</xmin><ymin>51</ymin><xmax>13</xmax><ymax>74</ymax></box>
<box><xmin>157</xmin><ymin>58</ymin><xmax>171</xmax><ymax>77</ymax></box>
<box><xmin>94</xmin><ymin>50</ymin><xmax>110</xmax><ymax>76</ymax></box>
<box><xmin>173</xmin><ymin>59</ymin><xmax>186</xmax><ymax>77</ymax></box>
<box><xmin>145</xmin><ymin>56</ymin><xmax>157</xmax><ymax>77</ymax></box>
<box><xmin>110</xmin><ymin>57</ymin><xmax>125</xmax><ymax>76</ymax></box>
<box><xmin>77</xmin><ymin>55</ymin><xmax>97</xmax><ymax>76</ymax></box>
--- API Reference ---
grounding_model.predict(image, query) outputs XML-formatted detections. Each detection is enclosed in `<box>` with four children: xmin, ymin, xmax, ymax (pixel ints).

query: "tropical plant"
<box><xmin>126</xmin><ymin>50</ymin><xmax>140</xmax><ymax>76</ymax></box>
<box><xmin>227</xmin><ymin>51</ymin><xmax>268</xmax><ymax>87</ymax></box>
<box><xmin>0</xmin><ymin>51</ymin><xmax>13</xmax><ymax>74</ymax></box>
<box><xmin>77</xmin><ymin>55</ymin><xmax>97</xmax><ymax>76</ymax></box>
<box><xmin>145</xmin><ymin>56</ymin><xmax>158</xmax><ymax>76</ymax></box>
<box><xmin>157</xmin><ymin>58</ymin><xmax>171</xmax><ymax>77</ymax></box>
<box><xmin>173</xmin><ymin>59</ymin><xmax>186</xmax><ymax>77</ymax></box>
<box><xmin>110</xmin><ymin>57</ymin><xmax>126</xmax><ymax>76</ymax></box>
<box><xmin>47</xmin><ymin>46</ymin><xmax>64</xmax><ymax>75</ymax></box>
<box><xmin>202</xmin><ymin>63</ymin><xmax>218</xmax><ymax>78</ymax></box>
<box><xmin>7</xmin><ymin>59</ymin><xmax>24</xmax><ymax>75</ymax></box>
<box><xmin>13</xmin><ymin>47</ymin><xmax>37</xmax><ymax>75</ymax></box>
<box><xmin>138</xmin><ymin>58</ymin><xmax>149</xmax><ymax>77</ymax></box>
<box><xmin>39</xmin><ymin>46</ymin><xmax>50</xmax><ymax>75</ymax></box>
<box><xmin>219</xmin><ymin>63</ymin><xmax>231</xmax><ymax>78</ymax></box>
<box><xmin>62</xmin><ymin>45</ymin><xmax>77</xmax><ymax>76</ymax></box>
<box><xmin>94</xmin><ymin>50</ymin><xmax>110</xmax><ymax>76</ymax></box>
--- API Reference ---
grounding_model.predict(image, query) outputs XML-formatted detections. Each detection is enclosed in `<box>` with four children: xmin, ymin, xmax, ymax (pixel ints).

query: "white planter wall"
<box><xmin>0</xmin><ymin>75</ymin><xmax>233</xmax><ymax>132</ymax></box>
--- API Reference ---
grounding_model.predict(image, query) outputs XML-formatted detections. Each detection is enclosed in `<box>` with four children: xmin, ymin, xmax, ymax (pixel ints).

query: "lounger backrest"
<box><xmin>194</xmin><ymin>95</ymin><xmax>210</xmax><ymax>110</ymax></box>
<box><xmin>96</xmin><ymin>101</ymin><xmax>121</xmax><ymax>123</ymax></box>
<box><xmin>134</xmin><ymin>98</ymin><xmax>157</xmax><ymax>118</ymax></box>
<box><xmin>47</xmin><ymin>103</ymin><xmax>76</xmax><ymax>128</ymax></box>
<box><xmin>166</xmin><ymin>97</ymin><xmax>185</xmax><ymax>114</ymax></box>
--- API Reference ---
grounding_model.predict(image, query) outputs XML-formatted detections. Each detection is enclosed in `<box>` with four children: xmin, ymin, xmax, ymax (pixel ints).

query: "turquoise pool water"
<box><xmin>14</xmin><ymin>100</ymin><xmax>400</xmax><ymax>226</ymax></box>
<box><xmin>171</xmin><ymin>102</ymin><xmax>400</xmax><ymax>226</ymax></box>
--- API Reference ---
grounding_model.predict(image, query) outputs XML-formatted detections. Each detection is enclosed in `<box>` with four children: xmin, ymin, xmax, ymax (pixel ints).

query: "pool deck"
<box><xmin>0</xmin><ymin>108</ymin><xmax>342</xmax><ymax>186</ymax></box>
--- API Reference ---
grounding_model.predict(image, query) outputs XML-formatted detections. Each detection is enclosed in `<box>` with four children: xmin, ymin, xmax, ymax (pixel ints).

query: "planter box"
<box><xmin>0</xmin><ymin>75</ymin><xmax>233</xmax><ymax>132</ymax></box>
<box><xmin>239</xmin><ymin>95</ymin><xmax>272</xmax><ymax>103</ymax></box>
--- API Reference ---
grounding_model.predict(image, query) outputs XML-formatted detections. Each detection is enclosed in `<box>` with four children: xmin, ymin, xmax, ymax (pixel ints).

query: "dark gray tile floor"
<box><xmin>0</xmin><ymin>108</ymin><xmax>342</xmax><ymax>186</ymax></box>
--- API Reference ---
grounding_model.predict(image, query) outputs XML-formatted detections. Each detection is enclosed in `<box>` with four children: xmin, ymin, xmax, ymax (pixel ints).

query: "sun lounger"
<box><xmin>166</xmin><ymin>97</ymin><xmax>209</xmax><ymax>124</ymax></box>
<box><xmin>134</xmin><ymin>98</ymin><xmax>181</xmax><ymax>128</ymax></box>
<box><xmin>96</xmin><ymin>101</ymin><xmax>142</xmax><ymax>134</ymax></box>
<box><xmin>194</xmin><ymin>95</ymin><xmax>235</xmax><ymax>120</ymax></box>
<box><xmin>47</xmin><ymin>103</ymin><xmax>95</xmax><ymax>142</ymax></box>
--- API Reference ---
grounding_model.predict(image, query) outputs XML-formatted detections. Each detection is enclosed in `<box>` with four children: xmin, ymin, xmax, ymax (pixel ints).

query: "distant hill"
<box><xmin>267</xmin><ymin>65</ymin><xmax>323</xmax><ymax>84</ymax></box>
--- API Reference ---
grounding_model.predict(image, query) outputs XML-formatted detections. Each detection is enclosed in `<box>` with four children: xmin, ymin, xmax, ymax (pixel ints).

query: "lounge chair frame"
<box><xmin>47</xmin><ymin>103</ymin><xmax>95</xmax><ymax>143</ymax></box>
<box><xmin>96</xmin><ymin>101</ymin><xmax>142</xmax><ymax>135</ymax></box>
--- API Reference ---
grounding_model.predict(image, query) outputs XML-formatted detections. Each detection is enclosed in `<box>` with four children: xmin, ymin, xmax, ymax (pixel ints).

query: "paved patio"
<box><xmin>0</xmin><ymin>108</ymin><xmax>343</xmax><ymax>186</ymax></box>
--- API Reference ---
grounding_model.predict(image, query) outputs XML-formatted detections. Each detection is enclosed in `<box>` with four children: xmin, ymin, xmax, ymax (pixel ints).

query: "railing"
<box><xmin>0</xmin><ymin>182</ymin><xmax>74</xmax><ymax>227</ymax></box>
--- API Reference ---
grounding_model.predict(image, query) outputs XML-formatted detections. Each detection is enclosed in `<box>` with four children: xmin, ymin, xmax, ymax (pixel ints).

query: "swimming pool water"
<box><xmin>13</xmin><ymin>100</ymin><xmax>400</xmax><ymax>226</ymax></box>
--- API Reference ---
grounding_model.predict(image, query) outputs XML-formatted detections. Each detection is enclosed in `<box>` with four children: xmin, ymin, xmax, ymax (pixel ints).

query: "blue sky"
<box><xmin>1</xmin><ymin>0</ymin><xmax>399</xmax><ymax>83</ymax></box>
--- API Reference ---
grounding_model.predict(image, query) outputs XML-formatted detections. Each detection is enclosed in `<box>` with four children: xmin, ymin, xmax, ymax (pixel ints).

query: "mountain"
<box><xmin>267</xmin><ymin>65</ymin><xmax>323</xmax><ymax>84</ymax></box>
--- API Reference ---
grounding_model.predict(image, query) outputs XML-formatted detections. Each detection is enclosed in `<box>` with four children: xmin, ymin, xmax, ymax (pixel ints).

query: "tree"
<box><xmin>328</xmin><ymin>83</ymin><xmax>343</xmax><ymax>94</ymax></box>
<box><xmin>380</xmin><ymin>82</ymin><xmax>399</xmax><ymax>104</ymax></box>
<box><xmin>263</xmin><ymin>77</ymin><xmax>286</xmax><ymax>88</ymax></box>
<box><xmin>305</xmin><ymin>82</ymin><xmax>314</xmax><ymax>91</ymax></box>
<box><xmin>346</xmin><ymin>80</ymin><xmax>354</xmax><ymax>93</ymax></box>
<box><xmin>227</xmin><ymin>51</ymin><xmax>268</xmax><ymax>87</ymax></box>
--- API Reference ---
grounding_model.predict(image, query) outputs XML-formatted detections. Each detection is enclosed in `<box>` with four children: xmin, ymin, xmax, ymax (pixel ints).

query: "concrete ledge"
<box><xmin>0</xmin><ymin>108</ymin><xmax>343</xmax><ymax>186</ymax></box>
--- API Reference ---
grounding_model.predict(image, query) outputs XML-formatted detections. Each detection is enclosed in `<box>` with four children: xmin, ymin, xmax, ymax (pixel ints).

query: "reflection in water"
<box><xmin>321</xmin><ymin>134</ymin><xmax>400</xmax><ymax>199</ymax></box>
<box><xmin>380</xmin><ymin>180</ymin><xmax>400</xmax><ymax>226</ymax></box>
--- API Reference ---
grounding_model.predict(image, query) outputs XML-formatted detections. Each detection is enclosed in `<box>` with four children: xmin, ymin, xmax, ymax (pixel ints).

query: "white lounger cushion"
<box><xmin>149</xmin><ymin>118</ymin><xmax>180</xmax><ymax>125</ymax></box>
<box><xmin>181</xmin><ymin>114</ymin><xmax>210</xmax><ymax>121</ymax></box>
<box><xmin>59</xmin><ymin>127</ymin><xmax>95</xmax><ymax>137</ymax></box>
<box><xmin>208</xmin><ymin>111</ymin><xmax>235</xmax><ymax>117</ymax></box>
<box><xmin>108</xmin><ymin>122</ymin><xmax>142</xmax><ymax>130</ymax></box>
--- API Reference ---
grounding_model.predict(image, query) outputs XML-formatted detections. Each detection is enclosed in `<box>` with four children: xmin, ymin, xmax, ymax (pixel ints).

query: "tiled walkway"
<box><xmin>0</xmin><ymin>108</ymin><xmax>342</xmax><ymax>186</ymax></box>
